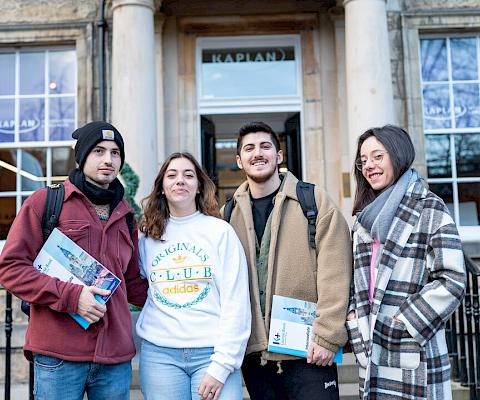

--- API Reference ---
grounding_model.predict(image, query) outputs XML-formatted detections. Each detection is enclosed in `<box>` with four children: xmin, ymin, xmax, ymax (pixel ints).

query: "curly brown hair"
<box><xmin>139</xmin><ymin>152</ymin><xmax>221</xmax><ymax>240</ymax></box>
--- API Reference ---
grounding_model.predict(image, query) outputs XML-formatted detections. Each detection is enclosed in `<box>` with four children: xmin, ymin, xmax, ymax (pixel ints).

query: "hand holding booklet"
<box><xmin>33</xmin><ymin>228</ymin><xmax>121</xmax><ymax>329</ymax></box>
<box><xmin>268</xmin><ymin>294</ymin><xmax>343</xmax><ymax>364</ymax></box>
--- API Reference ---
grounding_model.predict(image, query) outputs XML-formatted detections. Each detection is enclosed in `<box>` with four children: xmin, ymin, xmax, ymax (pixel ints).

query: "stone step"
<box><xmin>337</xmin><ymin>352</ymin><xmax>358</xmax><ymax>384</ymax></box>
<box><xmin>452</xmin><ymin>381</ymin><xmax>470</xmax><ymax>400</ymax></box>
<box><xmin>339</xmin><ymin>382</ymin><xmax>359</xmax><ymax>400</ymax></box>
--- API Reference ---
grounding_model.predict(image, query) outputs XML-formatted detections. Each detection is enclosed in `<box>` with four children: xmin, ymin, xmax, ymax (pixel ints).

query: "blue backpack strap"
<box><xmin>296</xmin><ymin>181</ymin><xmax>318</xmax><ymax>249</ymax></box>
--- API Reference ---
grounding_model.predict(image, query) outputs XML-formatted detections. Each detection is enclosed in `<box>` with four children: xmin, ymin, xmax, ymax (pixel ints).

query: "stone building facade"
<box><xmin>1</xmin><ymin>0</ymin><xmax>480</xmax><ymax>385</ymax></box>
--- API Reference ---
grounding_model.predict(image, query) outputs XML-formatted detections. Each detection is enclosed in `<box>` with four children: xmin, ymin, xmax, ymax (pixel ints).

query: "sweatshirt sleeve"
<box><xmin>312</xmin><ymin>206</ymin><xmax>353</xmax><ymax>352</ymax></box>
<box><xmin>207</xmin><ymin>223</ymin><xmax>251</xmax><ymax>384</ymax></box>
<box><xmin>0</xmin><ymin>191</ymin><xmax>82</xmax><ymax>314</ymax></box>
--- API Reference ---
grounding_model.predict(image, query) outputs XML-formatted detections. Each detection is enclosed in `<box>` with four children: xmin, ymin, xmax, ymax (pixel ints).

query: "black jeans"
<box><xmin>242</xmin><ymin>353</ymin><xmax>340</xmax><ymax>400</ymax></box>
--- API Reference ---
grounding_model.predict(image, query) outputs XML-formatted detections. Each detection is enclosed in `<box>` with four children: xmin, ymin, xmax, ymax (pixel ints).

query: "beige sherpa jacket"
<box><xmin>225</xmin><ymin>172</ymin><xmax>352</xmax><ymax>361</ymax></box>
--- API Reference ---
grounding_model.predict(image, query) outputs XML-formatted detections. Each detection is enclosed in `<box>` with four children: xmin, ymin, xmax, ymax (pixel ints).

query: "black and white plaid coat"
<box><xmin>347</xmin><ymin>180</ymin><xmax>466</xmax><ymax>399</ymax></box>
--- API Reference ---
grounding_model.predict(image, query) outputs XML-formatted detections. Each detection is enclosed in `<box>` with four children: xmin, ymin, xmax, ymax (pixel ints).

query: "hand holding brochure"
<box><xmin>33</xmin><ymin>228</ymin><xmax>121</xmax><ymax>329</ymax></box>
<box><xmin>268</xmin><ymin>295</ymin><xmax>343</xmax><ymax>363</ymax></box>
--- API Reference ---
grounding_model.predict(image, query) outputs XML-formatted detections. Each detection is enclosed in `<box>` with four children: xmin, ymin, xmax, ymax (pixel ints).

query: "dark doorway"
<box><xmin>200</xmin><ymin>112</ymin><xmax>302</xmax><ymax>205</ymax></box>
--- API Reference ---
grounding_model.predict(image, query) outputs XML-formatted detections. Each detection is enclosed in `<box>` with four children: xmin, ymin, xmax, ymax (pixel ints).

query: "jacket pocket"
<box><xmin>371</xmin><ymin>314</ymin><xmax>421</xmax><ymax>370</ymax></box>
<box><xmin>59</xmin><ymin>221</ymin><xmax>90</xmax><ymax>253</ymax></box>
<box><xmin>346</xmin><ymin>319</ymin><xmax>368</xmax><ymax>368</ymax></box>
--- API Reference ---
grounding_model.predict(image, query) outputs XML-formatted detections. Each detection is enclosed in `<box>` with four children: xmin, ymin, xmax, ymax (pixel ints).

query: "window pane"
<box><xmin>19</xmin><ymin>149</ymin><xmax>46</xmax><ymax>191</ymax></box>
<box><xmin>0</xmin><ymin>53</ymin><xmax>15</xmax><ymax>95</ymax></box>
<box><xmin>420</xmin><ymin>39</ymin><xmax>448</xmax><ymax>82</ymax></box>
<box><xmin>19</xmin><ymin>52</ymin><xmax>45</xmax><ymax>95</ymax></box>
<box><xmin>50</xmin><ymin>97</ymin><xmax>75</xmax><ymax>140</ymax></box>
<box><xmin>451</xmin><ymin>37</ymin><xmax>478</xmax><ymax>81</ymax></box>
<box><xmin>422</xmin><ymin>84</ymin><xmax>451</xmax><ymax>129</ymax></box>
<box><xmin>52</xmin><ymin>147</ymin><xmax>75</xmax><ymax>177</ymax></box>
<box><xmin>19</xmin><ymin>98</ymin><xmax>45</xmax><ymax>142</ymax></box>
<box><xmin>425</xmin><ymin>134</ymin><xmax>451</xmax><ymax>178</ymax></box>
<box><xmin>0</xmin><ymin>149</ymin><xmax>17</xmax><ymax>191</ymax></box>
<box><xmin>455</xmin><ymin>133</ymin><xmax>480</xmax><ymax>178</ymax></box>
<box><xmin>49</xmin><ymin>50</ymin><xmax>76</xmax><ymax>94</ymax></box>
<box><xmin>0</xmin><ymin>197</ymin><xmax>16</xmax><ymax>240</ymax></box>
<box><xmin>453</xmin><ymin>83</ymin><xmax>480</xmax><ymax>128</ymax></box>
<box><xmin>201</xmin><ymin>46</ymin><xmax>297</xmax><ymax>98</ymax></box>
<box><xmin>458</xmin><ymin>182</ymin><xmax>480</xmax><ymax>226</ymax></box>
<box><xmin>429</xmin><ymin>182</ymin><xmax>454</xmax><ymax>216</ymax></box>
<box><xmin>0</xmin><ymin>99</ymin><xmax>15</xmax><ymax>143</ymax></box>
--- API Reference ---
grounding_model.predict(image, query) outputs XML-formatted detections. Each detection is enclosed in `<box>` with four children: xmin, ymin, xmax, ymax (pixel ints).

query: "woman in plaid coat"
<box><xmin>346</xmin><ymin>125</ymin><xmax>466</xmax><ymax>399</ymax></box>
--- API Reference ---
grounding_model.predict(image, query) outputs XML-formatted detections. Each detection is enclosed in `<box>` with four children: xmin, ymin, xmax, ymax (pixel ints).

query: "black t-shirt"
<box><xmin>251</xmin><ymin>187</ymin><xmax>279</xmax><ymax>244</ymax></box>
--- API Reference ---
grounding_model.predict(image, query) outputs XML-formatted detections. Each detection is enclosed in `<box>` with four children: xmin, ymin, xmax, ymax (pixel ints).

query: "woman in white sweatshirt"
<box><xmin>136</xmin><ymin>152</ymin><xmax>251</xmax><ymax>400</ymax></box>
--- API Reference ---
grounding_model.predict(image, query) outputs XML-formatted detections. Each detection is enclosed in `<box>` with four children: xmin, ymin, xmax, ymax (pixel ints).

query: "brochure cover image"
<box><xmin>268</xmin><ymin>294</ymin><xmax>343</xmax><ymax>364</ymax></box>
<box><xmin>33</xmin><ymin>228</ymin><xmax>121</xmax><ymax>329</ymax></box>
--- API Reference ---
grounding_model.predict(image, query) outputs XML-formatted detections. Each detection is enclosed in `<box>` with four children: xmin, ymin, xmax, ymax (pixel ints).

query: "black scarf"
<box><xmin>68</xmin><ymin>169</ymin><xmax>125</xmax><ymax>214</ymax></box>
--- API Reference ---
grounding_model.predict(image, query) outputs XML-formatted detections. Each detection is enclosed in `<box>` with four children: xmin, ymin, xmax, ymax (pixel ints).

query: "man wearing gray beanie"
<box><xmin>0</xmin><ymin>121</ymin><xmax>148</xmax><ymax>400</ymax></box>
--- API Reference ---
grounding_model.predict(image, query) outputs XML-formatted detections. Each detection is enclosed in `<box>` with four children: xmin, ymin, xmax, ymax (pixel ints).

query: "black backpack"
<box><xmin>21</xmin><ymin>183</ymin><xmax>135</xmax><ymax>316</ymax></box>
<box><xmin>223</xmin><ymin>181</ymin><xmax>318</xmax><ymax>249</ymax></box>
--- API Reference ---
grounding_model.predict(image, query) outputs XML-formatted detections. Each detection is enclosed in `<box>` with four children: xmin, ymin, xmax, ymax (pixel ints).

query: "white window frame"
<box><xmin>196</xmin><ymin>34</ymin><xmax>303</xmax><ymax>115</ymax></box>
<box><xmin>420</xmin><ymin>33</ymin><xmax>480</xmax><ymax>240</ymax></box>
<box><xmin>0</xmin><ymin>46</ymin><xmax>77</xmax><ymax>214</ymax></box>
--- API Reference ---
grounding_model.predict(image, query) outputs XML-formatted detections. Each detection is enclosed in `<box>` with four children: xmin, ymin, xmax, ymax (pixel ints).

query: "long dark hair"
<box><xmin>352</xmin><ymin>125</ymin><xmax>415</xmax><ymax>215</ymax></box>
<box><xmin>139</xmin><ymin>152</ymin><xmax>221</xmax><ymax>240</ymax></box>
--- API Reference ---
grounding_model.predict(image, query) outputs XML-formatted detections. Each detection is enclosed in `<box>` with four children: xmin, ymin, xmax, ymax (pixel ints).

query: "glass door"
<box><xmin>200</xmin><ymin>112</ymin><xmax>302</xmax><ymax>204</ymax></box>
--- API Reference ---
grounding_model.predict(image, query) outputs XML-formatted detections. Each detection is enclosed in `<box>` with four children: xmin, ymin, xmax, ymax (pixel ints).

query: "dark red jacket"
<box><xmin>0</xmin><ymin>180</ymin><xmax>148</xmax><ymax>363</ymax></box>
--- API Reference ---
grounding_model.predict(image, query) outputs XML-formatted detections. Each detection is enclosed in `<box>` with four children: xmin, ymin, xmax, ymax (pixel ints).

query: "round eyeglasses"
<box><xmin>355</xmin><ymin>152</ymin><xmax>388</xmax><ymax>171</ymax></box>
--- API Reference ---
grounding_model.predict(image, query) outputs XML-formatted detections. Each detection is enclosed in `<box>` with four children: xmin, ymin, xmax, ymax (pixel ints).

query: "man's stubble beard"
<box><xmin>246</xmin><ymin>166</ymin><xmax>279</xmax><ymax>184</ymax></box>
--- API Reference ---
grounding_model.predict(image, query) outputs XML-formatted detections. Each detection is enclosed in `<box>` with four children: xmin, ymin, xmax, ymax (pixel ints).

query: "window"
<box><xmin>197</xmin><ymin>35</ymin><xmax>303</xmax><ymax>113</ymax></box>
<box><xmin>0</xmin><ymin>48</ymin><xmax>77</xmax><ymax>239</ymax></box>
<box><xmin>200</xmin><ymin>45</ymin><xmax>297</xmax><ymax>99</ymax></box>
<box><xmin>420</xmin><ymin>36</ymin><xmax>480</xmax><ymax>227</ymax></box>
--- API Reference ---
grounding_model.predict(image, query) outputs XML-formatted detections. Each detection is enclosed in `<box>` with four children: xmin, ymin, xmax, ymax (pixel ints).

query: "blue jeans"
<box><xmin>140</xmin><ymin>340</ymin><xmax>243</xmax><ymax>400</ymax></box>
<box><xmin>33</xmin><ymin>354</ymin><xmax>131</xmax><ymax>400</ymax></box>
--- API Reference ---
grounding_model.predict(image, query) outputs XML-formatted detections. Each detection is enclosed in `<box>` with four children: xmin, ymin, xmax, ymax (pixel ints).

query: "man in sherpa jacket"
<box><xmin>223</xmin><ymin>121</ymin><xmax>352</xmax><ymax>400</ymax></box>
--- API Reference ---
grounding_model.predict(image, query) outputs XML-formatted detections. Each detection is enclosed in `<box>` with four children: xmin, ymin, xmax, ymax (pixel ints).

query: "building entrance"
<box><xmin>200</xmin><ymin>112</ymin><xmax>302</xmax><ymax>204</ymax></box>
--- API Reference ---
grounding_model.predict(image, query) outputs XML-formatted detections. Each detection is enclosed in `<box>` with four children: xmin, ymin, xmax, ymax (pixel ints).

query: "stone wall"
<box><xmin>0</xmin><ymin>0</ymin><xmax>97</xmax><ymax>24</ymax></box>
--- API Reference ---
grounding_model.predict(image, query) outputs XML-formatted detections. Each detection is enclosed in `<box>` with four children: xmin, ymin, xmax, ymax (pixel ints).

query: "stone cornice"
<box><xmin>178</xmin><ymin>13</ymin><xmax>318</xmax><ymax>34</ymax></box>
<box><xmin>0</xmin><ymin>21</ymin><xmax>91</xmax><ymax>32</ymax></box>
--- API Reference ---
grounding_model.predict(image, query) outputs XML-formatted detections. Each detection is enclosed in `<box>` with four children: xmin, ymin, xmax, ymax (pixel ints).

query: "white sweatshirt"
<box><xmin>136</xmin><ymin>211</ymin><xmax>251</xmax><ymax>383</ymax></box>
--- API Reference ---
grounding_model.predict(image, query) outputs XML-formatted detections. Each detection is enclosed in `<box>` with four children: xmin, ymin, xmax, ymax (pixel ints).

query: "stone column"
<box><xmin>344</xmin><ymin>0</ymin><xmax>395</xmax><ymax>159</ymax></box>
<box><xmin>111</xmin><ymin>0</ymin><xmax>157</xmax><ymax>200</ymax></box>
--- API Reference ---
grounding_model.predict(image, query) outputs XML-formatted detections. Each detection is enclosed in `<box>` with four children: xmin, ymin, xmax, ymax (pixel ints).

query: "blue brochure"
<box><xmin>33</xmin><ymin>228</ymin><xmax>121</xmax><ymax>329</ymax></box>
<box><xmin>268</xmin><ymin>295</ymin><xmax>343</xmax><ymax>363</ymax></box>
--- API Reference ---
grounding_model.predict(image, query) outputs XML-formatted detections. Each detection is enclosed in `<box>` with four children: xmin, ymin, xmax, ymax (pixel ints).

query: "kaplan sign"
<box><xmin>0</xmin><ymin>118</ymin><xmax>41</xmax><ymax>135</ymax></box>
<box><xmin>202</xmin><ymin>46</ymin><xmax>295</xmax><ymax>64</ymax></box>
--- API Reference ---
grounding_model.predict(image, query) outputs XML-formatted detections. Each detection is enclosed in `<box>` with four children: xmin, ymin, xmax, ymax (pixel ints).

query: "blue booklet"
<box><xmin>33</xmin><ymin>228</ymin><xmax>121</xmax><ymax>329</ymax></box>
<box><xmin>268</xmin><ymin>295</ymin><xmax>343</xmax><ymax>363</ymax></box>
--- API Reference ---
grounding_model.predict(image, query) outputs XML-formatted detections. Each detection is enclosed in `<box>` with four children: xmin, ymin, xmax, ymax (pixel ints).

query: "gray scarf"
<box><xmin>357</xmin><ymin>168</ymin><xmax>419</xmax><ymax>243</ymax></box>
